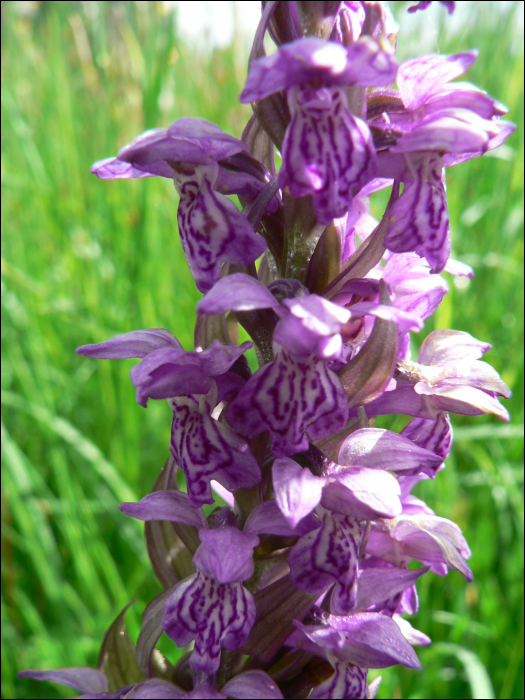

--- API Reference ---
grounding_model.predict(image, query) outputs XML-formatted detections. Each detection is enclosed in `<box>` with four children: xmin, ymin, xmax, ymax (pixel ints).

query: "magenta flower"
<box><xmin>23</xmin><ymin>3</ymin><xmax>516</xmax><ymax>699</ymax></box>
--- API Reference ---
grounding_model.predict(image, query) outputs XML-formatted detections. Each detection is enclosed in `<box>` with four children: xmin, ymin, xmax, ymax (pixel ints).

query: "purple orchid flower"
<box><xmin>369</xmin><ymin>51</ymin><xmax>515</xmax><ymax>271</ymax></box>
<box><xmin>91</xmin><ymin>118</ymin><xmax>273</xmax><ymax>292</ymax></box>
<box><xmin>21</xmin><ymin>3</ymin><xmax>516</xmax><ymax>698</ymax></box>
<box><xmin>198</xmin><ymin>272</ymin><xmax>423</xmax><ymax>456</ymax></box>
<box><xmin>77</xmin><ymin>330</ymin><xmax>261</xmax><ymax>506</ymax></box>
<box><xmin>241</xmin><ymin>37</ymin><xmax>397</xmax><ymax>223</ymax></box>
<box><xmin>119</xmin><ymin>493</ymin><xmax>259</xmax><ymax>676</ymax></box>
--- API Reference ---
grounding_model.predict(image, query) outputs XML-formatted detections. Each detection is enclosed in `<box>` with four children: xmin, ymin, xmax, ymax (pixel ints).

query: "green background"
<box><xmin>1</xmin><ymin>2</ymin><xmax>523</xmax><ymax>698</ymax></box>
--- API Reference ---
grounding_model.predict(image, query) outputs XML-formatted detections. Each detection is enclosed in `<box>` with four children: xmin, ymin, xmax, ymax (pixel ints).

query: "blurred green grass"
<box><xmin>1</xmin><ymin>2</ymin><xmax>523</xmax><ymax>698</ymax></box>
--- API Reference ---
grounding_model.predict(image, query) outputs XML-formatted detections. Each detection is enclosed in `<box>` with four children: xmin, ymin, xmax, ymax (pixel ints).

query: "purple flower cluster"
<box><xmin>20</xmin><ymin>2</ymin><xmax>514</xmax><ymax>699</ymax></box>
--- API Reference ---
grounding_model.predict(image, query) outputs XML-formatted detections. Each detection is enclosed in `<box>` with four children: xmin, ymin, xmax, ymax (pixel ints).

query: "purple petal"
<box><xmin>243</xmin><ymin>499</ymin><xmax>319</xmax><ymax>537</ymax></box>
<box><xmin>332</xmin><ymin>278</ymin><xmax>380</xmax><ymax>305</ymax></box>
<box><xmin>95</xmin><ymin>120</ymin><xmax>247</xmax><ymax>182</ymax></box>
<box><xmin>177</xmin><ymin>175</ymin><xmax>267</xmax><ymax>293</ymax></box>
<box><xmin>419</xmin><ymin>384</ymin><xmax>510</xmax><ymax>422</ymax></box>
<box><xmin>274</xmin><ymin>296</ymin><xmax>350</xmax><ymax>359</ymax></box>
<box><xmin>321</xmin><ymin>468</ymin><xmax>401</xmax><ymax>520</ymax></box>
<box><xmin>393</xmin><ymin>615</ymin><xmax>431</xmax><ymax>647</ymax></box>
<box><xmin>193</xmin><ymin>527</ymin><xmax>259</xmax><ymax>584</ymax></box>
<box><xmin>384</xmin><ymin>154</ymin><xmax>450</xmax><ymax>273</ymax></box>
<box><xmin>272</xmin><ymin>458</ymin><xmax>326</xmax><ymax>528</ymax></box>
<box><xmin>444</xmin><ymin>119</ymin><xmax>516</xmax><ymax>166</ymax></box>
<box><xmin>397</xmin><ymin>52</ymin><xmax>478</xmax><ymax>111</ymax></box>
<box><xmin>279</xmin><ymin>87</ymin><xmax>376</xmax><ymax>225</ymax></box>
<box><xmin>310</xmin><ymin>662</ymin><xmax>368</xmax><ymax>700</ymax></box>
<box><xmin>91</xmin><ymin>156</ymin><xmax>162</xmax><ymax>180</ymax></box>
<box><xmin>430</xmin><ymin>362</ymin><xmax>512</xmax><ymax>397</ymax></box>
<box><xmin>119</xmin><ymin>491</ymin><xmax>207</xmax><ymax>529</ymax></box>
<box><xmin>170</xmin><ymin>388</ymin><xmax>260</xmax><ymax>508</ymax></box>
<box><xmin>166</xmin><ymin>118</ymin><xmax>249</xmax><ymax>162</ymax></box>
<box><xmin>444</xmin><ymin>257</ymin><xmax>474</xmax><ymax>278</ymax></box>
<box><xmin>391</xmin><ymin>514</ymin><xmax>473</xmax><ymax>581</ymax></box>
<box><xmin>226</xmin><ymin>349</ymin><xmax>348</xmax><ymax>458</ymax></box>
<box><xmin>391</xmin><ymin>110</ymin><xmax>495</xmax><ymax>155</ymax></box>
<box><xmin>348</xmin><ymin>302</ymin><xmax>423</xmax><ymax>333</ymax></box>
<box><xmin>115</xmin><ymin>129</ymin><xmax>201</xmax><ymax>174</ymax></box>
<box><xmin>355</xmin><ymin>566</ymin><xmax>430</xmax><ymax>612</ymax></box>
<box><xmin>337</xmin><ymin>428</ymin><xmax>442</xmax><ymax>474</ymax></box>
<box><xmin>98</xmin><ymin>128</ymin><xmax>179</xmax><ymax>177</ymax></box>
<box><xmin>382</xmin><ymin>251</ymin><xmax>447</xmax><ymax>294</ymax></box>
<box><xmin>198</xmin><ymin>340</ymin><xmax>253</xmax><ymax>376</ymax></box>
<box><xmin>393</xmin><ymin>287</ymin><xmax>446</xmax><ymax>325</ymax></box>
<box><xmin>163</xmin><ymin>573</ymin><xmax>256</xmax><ymax>674</ymax></box>
<box><xmin>197</xmin><ymin>273</ymin><xmax>280</xmax><ymax>315</ymax></box>
<box><xmin>92</xmin><ymin>119</ymin><xmax>248</xmax><ymax>183</ymax></box>
<box><xmin>222</xmin><ymin>671</ymin><xmax>283</xmax><ymax>699</ymax></box>
<box><xmin>129</xmin><ymin>348</ymin><xmax>210</xmax><ymax>406</ymax></box>
<box><xmin>214</xmin><ymin>372</ymin><xmax>246</xmax><ymax>404</ymax></box>
<box><xmin>288</xmin><ymin>513</ymin><xmax>361</xmax><ymax>615</ymax></box>
<box><xmin>408</xmin><ymin>1</ymin><xmax>454</xmax><ymax>13</ymax></box>
<box><xmin>300</xmin><ymin>612</ymin><xmax>422</xmax><ymax>669</ymax></box>
<box><xmin>76</xmin><ymin>329</ymin><xmax>182</xmax><ymax>359</ymax></box>
<box><xmin>17</xmin><ymin>668</ymin><xmax>108</xmax><ymax>694</ymax></box>
<box><xmin>348</xmin><ymin>384</ymin><xmax>439</xmax><ymax>420</ymax></box>
<box><xmin>418</xmin><ymin>329</ymin><xmax>491</xmax><ymax>365</ymax></box>
<box><xmin>241</xmin><ymin>37</ymin><xmax>397</xmax><ymax>103</ymax></box>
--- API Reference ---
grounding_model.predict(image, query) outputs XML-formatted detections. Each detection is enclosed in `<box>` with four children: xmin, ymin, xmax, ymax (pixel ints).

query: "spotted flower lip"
<box><xmin>288</xmin><ymin>511</ymin><xmax>362</xmax><ymax>615</ymax></box>
<box><xmin>163</xmin><ymin>572</ymin><xmax>256</xmax><ymax>675</ymax></box>
<box><xmin>169</xmin><ymin>383</ymin><xmax>261</xmax><ymax>508</ymax></box>
<box><xmin>176</xmin><ymin>166</ymin><xmax>268</xmax><ymax>293</ymax></box>
<box><xmin>226</xmin><ymin>347</ymin><xmax>349</xmax><ymax>458</ymax></box>
<box><xmin>310</xmin><ymin>662</ymin><xmax>369</xmax><ymax>700</ymax></box>
<box><xmin>280</xmin><ymin>86</ymin><xmax>378</xmax><ymax>225</ymax></box>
